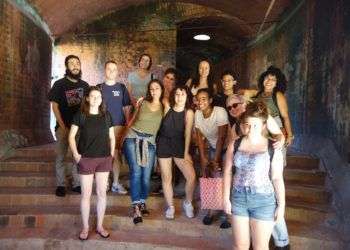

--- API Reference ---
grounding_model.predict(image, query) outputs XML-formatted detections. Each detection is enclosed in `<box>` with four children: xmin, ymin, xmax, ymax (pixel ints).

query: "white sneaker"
<box><xmin>182</xmin><ymin>200</ymin><xmax>194</xmax><ymax>218</ymax></box>
<box><xmin>111</xmin><ymin>183</ymin><xmax>127</xmax><ymax>195</ymax></box>
<box><xmin>165</xmin><ymin>206</ymin><xmax>175</xmax><ymax>220</ymax></box>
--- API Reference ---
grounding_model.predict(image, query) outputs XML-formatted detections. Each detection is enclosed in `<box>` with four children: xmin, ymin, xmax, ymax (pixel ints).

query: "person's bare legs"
<box><xmin>111</xmin><ymin>126</ymin><xmax>126</xmax><ymax>194</ymax></box>
<box><xmin>173</xmin><ymin>157</ymin><xmax>195</xmax><ymax>203</ymax></box>
<box><xmin>232</xmin><ymin>215</ymin><xmax>250</xmax><ymax>250</ymax></box>
<box><xmin>95</xmin><ymin>172</ymin><xmax>110</xmax><ymax>234</ymax></box>
<box><xmin>250</xmin><ymin>218</ymin><xmax>274</xmax><ymax>250</ymax></box>
<box><xmin>159</xmin><ymin>158</ymin><xmax>174</xmax><ymax>207</ymax></box>
<box><xmin>80</xmin><ymin>174</ymin><xmax>94</xmax><ymax>238</ymax></box>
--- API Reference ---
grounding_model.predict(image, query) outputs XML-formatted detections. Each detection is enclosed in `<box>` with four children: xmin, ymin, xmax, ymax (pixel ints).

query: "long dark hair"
<box><xmin>258</xmin><ymin>66</ymin><xmax>287</xmax><ymax>94</ymax></box>
<box><xmin>191</xmin><ymin>59</ymin><xmax>214</xmax><ymax>92</ymax></box>
<box><xmin>144</xmin><ymin>79</ymin><xmax>164</xmax><ymax>103</ymax></box>
<box><xmin>169</xmin><ymin>86</ymin><xmax>192</xmax><ymax>109</ymax></box>
<box><xmin>81</xmin><ymin>86</ymin><xmax>106</xmax><ymax>116</ymax></box>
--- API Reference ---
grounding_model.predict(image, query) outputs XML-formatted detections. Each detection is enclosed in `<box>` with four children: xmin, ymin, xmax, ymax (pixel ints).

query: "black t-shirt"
<box><xmin>48</xmin><ymin>77</ymin><xmax>89</xmax><ymax>129</ymax></box>
<box><xmin>72</xmin><ymin>112</ymin><xmax>113</xmax><ymax>158</ymax></box>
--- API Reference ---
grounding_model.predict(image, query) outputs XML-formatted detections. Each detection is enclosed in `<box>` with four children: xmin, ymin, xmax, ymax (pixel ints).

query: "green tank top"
<box><xmin>132</xmin><ymin>101</ymin><xmax>163</xmax><ymax>136</ymax></box>
<box><xmin>256</xmin><ymin>92</ymin><xmax>280</xmax><ymax>117</ymax></box>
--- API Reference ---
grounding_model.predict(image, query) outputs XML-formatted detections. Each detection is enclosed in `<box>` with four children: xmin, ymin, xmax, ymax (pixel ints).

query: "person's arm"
<box><xmin>237</xmin><ymin>88</ymin><xmax>258</xmax><ymax>100</ymax></box>
<box><xmin>266</xmin><ymin>115</ymin><xmax>285</xmax><ymax>149</ymax></box>
<box><xmin>213</xmin><ymin>124</ymin><xmax>228</xmax><ymax>168</ymax></box>
<box><xmin>276</xmin><ymin>92</ymin><xmax>294</xmax><ymax>146</ymax></box>
<box><xmin>109</xmin><ymin>127</ymin><xmax>116</xmax><ymax>157</ymax></box>
<box><xmin>185</xmin><ymin>78</ymin><xmax>192</xmax><ymax>88</ymax></box>
<box><xmin>223</xmin><ymin>140</ymin><xmax>234</xmax><ymax>215</ymax></box>
<box><xmin>51</xmin><ymin>101</ymin><xmax>68</xmax><ymax>132</ymax></box>
<box><xmin>271</xmin><ymin>148</ymin><xmax>285</xmax><ymax>222</ymax></box>
<box><xmin>68</xmin><ymin>125</ymin><xmax>81</xmax><ymax>163</ymax></box>
<box><xmin>196</xmin><ymin>128</ymin><xmax>208</xmax><ymax>177</ymax></box>
<box><xmin>123</xmin><ymin>105</ymin><xmax>132</xmax><ymax>124</ymax></box>
<box><xmin>184</xmin><ymin>109</ymin><xmax>194</xmax><ymax>163</ymax></box>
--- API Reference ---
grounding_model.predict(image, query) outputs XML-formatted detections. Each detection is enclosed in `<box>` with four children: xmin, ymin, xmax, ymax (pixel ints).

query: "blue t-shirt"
<box><xmin>100</xmin><ymin>82</ymin><xmax>131</xmax><ymax>126</ymax></box>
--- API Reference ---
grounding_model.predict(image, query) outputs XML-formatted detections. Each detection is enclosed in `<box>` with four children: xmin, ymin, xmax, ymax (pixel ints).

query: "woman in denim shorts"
<box><xmin>69</xmin><ymin>86</ymin><xmax>115</xmax><ymax>241</ymax></box>
<box><xmin>223</xmin><ymin>101</ymin><xmax>285</xmax><ymax>250</ymax></box>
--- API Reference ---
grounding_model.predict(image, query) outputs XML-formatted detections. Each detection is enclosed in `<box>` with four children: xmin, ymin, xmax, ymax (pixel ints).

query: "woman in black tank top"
<box><xmin>156</xmin><ymin>86</ymin><xmax>196</xmax><ymax>220</ymax></box>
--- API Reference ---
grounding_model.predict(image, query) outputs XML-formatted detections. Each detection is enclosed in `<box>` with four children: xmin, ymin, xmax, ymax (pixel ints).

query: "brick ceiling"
<box><xmin>27</xmin><ymin>0</ymin><xmax>291</xmax><ymax>37</ymax></box>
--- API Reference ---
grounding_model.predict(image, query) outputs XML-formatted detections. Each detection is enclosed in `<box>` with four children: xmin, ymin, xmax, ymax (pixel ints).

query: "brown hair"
<box><xmin>81</xmin><ymin>86</ymin><xmax>106</xmax><ymax>116</ymax></box>
<box><xmin>169</xmin><ymin>86</ymin><xmax>192</xmax><ymax>109</ymax></box>
<box><xmin>240</xmin><ymin>101</ymin><xmax>269</xmax><ymax>124</ymax></box>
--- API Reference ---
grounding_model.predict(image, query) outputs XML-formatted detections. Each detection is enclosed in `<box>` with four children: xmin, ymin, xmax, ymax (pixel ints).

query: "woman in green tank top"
<box><xmin>122</xmin><ymin>79</ymin><xmax>164</xmax><ymax>224</ymax></box>
<box><xmin>242</xmin><ymin>66</ymin><xmax>294</xmax><ymax>147</ymax></box>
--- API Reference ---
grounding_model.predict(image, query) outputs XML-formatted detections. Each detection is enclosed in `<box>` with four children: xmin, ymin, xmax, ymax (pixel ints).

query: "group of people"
<box><xmin>48</xmin><ymin>53</ymin><xmax>294</xmax><ymax>250</ymax></box>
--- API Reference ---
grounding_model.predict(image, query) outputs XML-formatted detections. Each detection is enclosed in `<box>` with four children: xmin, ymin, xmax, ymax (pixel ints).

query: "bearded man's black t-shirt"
<box><xmin>48</xmin><ymin>77</ymin><xmax>89</xmax><ymax>129</ymax></box>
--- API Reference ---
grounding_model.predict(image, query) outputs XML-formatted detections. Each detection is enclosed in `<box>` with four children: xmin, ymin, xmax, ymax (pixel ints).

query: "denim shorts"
<box><xmin>231</xmin><ymin>188</ymin><xmax>276</xmax><ymax>221</ymax></box>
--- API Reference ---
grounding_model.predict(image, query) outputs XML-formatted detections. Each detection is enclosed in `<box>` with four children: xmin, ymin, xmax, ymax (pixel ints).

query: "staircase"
<box><xmin>0</xmin><ymin>144</ymin><xmax>343</xmax><ymax>249</ymax></box>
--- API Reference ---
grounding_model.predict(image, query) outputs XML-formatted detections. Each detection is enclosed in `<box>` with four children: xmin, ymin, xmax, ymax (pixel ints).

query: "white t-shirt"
<box><xmin>195</xmin><ymin>106</ymin><xmax>229</xmax><ymax>148</ymax></box>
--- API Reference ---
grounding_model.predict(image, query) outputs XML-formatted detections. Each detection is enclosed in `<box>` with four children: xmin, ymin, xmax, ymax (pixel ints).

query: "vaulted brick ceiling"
<box><xmin>27</xmin><ymin>0</ymin><xmax>291</xmax><ymax>37</ymax></box>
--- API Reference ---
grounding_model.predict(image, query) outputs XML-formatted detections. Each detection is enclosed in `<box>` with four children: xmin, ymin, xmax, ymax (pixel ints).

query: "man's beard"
<box><xmin>65</xmin><ymin>69</ymin><xmax>82</xmax><ymax>80</ymax></box>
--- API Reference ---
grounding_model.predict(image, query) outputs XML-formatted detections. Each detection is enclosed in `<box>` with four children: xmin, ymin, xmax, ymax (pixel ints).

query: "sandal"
<box><xmin>96</xmin><ymin>229</ymin><xmax>110</xmax><ymax>238</ymax></box>
<box><xmin>78</xmin><ymin>229</ymin><xmax>89</xmax><ymax>241</ymax></box>
<box><xmin>133</xmin><ymin>204</ymin><xmax>143</xmax><ymax>224</ymax></box>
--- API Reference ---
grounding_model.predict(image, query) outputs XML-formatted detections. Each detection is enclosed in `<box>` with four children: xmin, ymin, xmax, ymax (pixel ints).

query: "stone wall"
<box><xmin>0</xmin><ymin>1</ymin><xmax>53</xmax><ymax>146</ymax></box>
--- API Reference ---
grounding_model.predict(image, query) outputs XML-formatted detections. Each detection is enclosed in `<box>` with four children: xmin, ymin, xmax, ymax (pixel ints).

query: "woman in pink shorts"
<box><xmin>69</xmin><ymin>86</ymin><xmax>115</xmax><ymax>240</ymax></box>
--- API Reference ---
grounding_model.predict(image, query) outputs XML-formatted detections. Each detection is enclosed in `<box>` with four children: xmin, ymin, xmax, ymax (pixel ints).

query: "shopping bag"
<box><xmin>199</xmin><ymin>177</ymin><xmax>224</xmax><ymax>210</ymax></box>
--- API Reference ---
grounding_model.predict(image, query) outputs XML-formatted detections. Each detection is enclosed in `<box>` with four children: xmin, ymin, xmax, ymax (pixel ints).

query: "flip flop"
<box><xmin>78</xmin><ymin>230</ymin><xmax>89</xmax><ymax>241</ymax></box>
<box><xmin>96</xmin><ymin>229</ymin><xmax>110</xmax><ymax>238</ymax></box>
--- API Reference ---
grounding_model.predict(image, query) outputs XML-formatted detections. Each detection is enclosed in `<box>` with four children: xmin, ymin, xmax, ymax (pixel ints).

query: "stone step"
<box><xmin>11</xmin><ymin>144</ymin><xmax>57</xmax><ymax>158</ymax></box>
<box><xmin>0</xmin><ymin>188</ymin><xmax>334</xmax><ymax>225</ymax></box>
<box><xmin>0</xmin><ymin>226</ymin><xmax>229</xmax><ymax>250</ymax></box>
<box><xmin>284</xmin><ymin>169</ymin><xmax>326</xmax><ymax>186</ymax></box>
<box><xmin>0</xmin><ymin>172</ymin><xmax>330</xmax><ymax>204</ymax></box>
<box><xmin>0</xmin><ymin>158</ymin><xmax>326</xmax><ymax>187</ymax></box>
<box><xmin>286</xmin><ymin>155</ymin><xmax>320</xmax><ymax>171</ymax></box>
<box><xmin>0</xmin><ymin>206</ymin><xmax>342</xmax><ymax>249</ymax></box>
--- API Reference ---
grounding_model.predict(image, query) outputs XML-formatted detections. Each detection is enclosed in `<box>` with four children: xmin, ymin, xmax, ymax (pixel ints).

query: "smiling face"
<box><xmin>198</xmin><ymin>61</ymin><xmax>210</xmax><ymax>78</ymax></box>
<box><xmin>226</xmin><ymin>98</ymin><xmax>245</xmax><ymax>119</ymax></box>
<box><xmin>163</xmin><ymin>73</ymin><xmax>175</xmax><ymax>91</ymax></box>
<box><xmin>87</xmin><ymin>89</ymin><xmax>102</xmax><ymax>109</ymax></box>
<box><xmin>139</xmin><ymin>55</ymin><xmax>151</xmax><ymax>70</ymax></box>
<box><xmin>241</xmin><ymin>116</ymin><xmax>266</xmax><ymax>137</ymax></box>
<box><xmin>263</xmin><ymin>74</ymin><xmax>277</xmax><ymax>92</ymax></box>
<box><xmin>221</xmin><ymin>74</ymin><xmax>236</xmax><ymax>92</ymax></box>
<box><xmin>196</xmin><ymin>91</ymin><xmax>212</xmax><ymax>111</ymax></box>
<box><xmin>105</xmin><ymin>62</ymin><xmax>118</xmax><ymax>81</ymax></box>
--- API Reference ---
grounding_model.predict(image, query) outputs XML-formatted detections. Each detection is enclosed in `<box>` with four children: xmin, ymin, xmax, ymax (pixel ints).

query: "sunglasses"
<box><xmin>227</xmin><ymin>103</ymin><xmax>242</xmax><ymax>110</ymax></box>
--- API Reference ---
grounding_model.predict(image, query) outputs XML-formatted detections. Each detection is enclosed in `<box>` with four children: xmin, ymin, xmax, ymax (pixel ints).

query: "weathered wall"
<box><xmin>0</xmin><ymin>1</ymin><xmax>52</xmax><ymax>146</ymax></box>
<box><xmin>219</xmin><ymin>0</ymin><xmax>350</xmax><ymax>161</ymax></box>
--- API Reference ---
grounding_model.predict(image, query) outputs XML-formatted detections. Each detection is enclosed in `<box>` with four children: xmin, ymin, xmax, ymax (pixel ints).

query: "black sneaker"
<box><xmin>55</xmin><ymin>186</ymin><xmax>66</xmax><ymax>197</ymax></box>
<box><xmin>202</xmin><ymin>215</ymin><xmax>213</xmax><ymax>225</ymax></box>
<box><xmin>220</xmin><ymin>220</ymin><xmax>231</xmax><ymax>229</ymax></box>
<box><xmin>72</xmin><ymin>186</ymin><xmax>81</xmax><ymax>194</ymax></box>
<box><xmin>139</xmin><ymin>203</ymin><xmax>150</xmax><ymax>217</ymax></box>
<box><xmin>275</xmin><ymin>245</ymin><xmax>290</xmax><ymax>250</ymax></box>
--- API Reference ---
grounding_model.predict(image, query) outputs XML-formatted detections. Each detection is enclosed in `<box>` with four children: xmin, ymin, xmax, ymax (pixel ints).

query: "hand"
<box><xmin>285</xmin><ymin>136</ymin><xmax>294</xmax><ymax>147</ymax></box>
<box><xmin>136</xmin><ymin>97</ymin><xmax>144</xmax><ymax>108</ymax></box>
<box><xmin>210</xmin><ymin>160</ymin><xmax>221</xmax><ymax>172</ymax></box>
<box><xmin>223</xmin><ymin>200</ymin><xmax>232</xmax><ymax>215</ymax></box>
<box><xmin>110</xmin><ymin>150</ymin><xmax>115</xmax><ymax>158</ymax></box>
<box><xmin>272</xmin><ymin>134</ymin><xmax>285</xmax><ymax>150</ymax></box>
<box><xmin>73</xmin><ymin>153</ymin><xmax>82</xmax><ymax>164</ymax></box>
<box><xmin>274</xmin><ymin>205</ymin><xmax>285</xmax><ymax>222</ymax></box>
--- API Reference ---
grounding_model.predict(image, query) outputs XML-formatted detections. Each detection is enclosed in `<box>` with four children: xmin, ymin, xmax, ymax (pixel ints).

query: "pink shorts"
<box><xmin>78</xmin><ymin>156</ymin><xmax>113</xmax><ymax>175</ymax></box>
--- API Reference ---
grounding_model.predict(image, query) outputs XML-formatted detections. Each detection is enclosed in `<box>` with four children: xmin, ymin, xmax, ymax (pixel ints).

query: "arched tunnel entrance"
<box><xmin>0</xmin><ymin>0</ymin><xmax>350</xmax><ymax>248</ymax></box>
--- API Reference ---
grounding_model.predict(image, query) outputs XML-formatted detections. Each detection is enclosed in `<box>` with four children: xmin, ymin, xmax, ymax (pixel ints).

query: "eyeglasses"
<box><xmin>227</xmin><ymin>103</ymin><xmax>242</xmax><ymax>110</ymax></box>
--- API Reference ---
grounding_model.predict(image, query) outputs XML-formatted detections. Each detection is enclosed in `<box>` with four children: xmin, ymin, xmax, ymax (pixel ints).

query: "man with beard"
<box><xmin>48</xmin><ymin>55</ymin><xmax>89</xmax><ymax>197</ymax></box>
